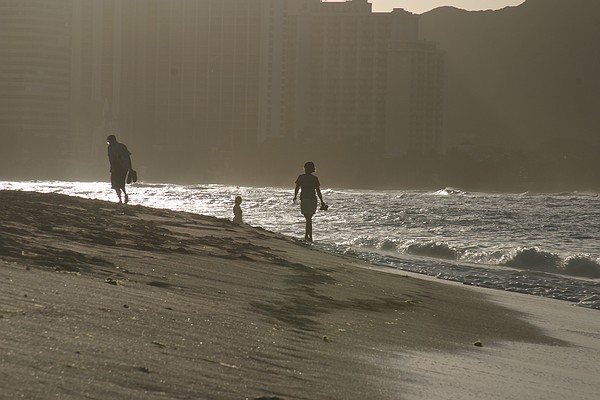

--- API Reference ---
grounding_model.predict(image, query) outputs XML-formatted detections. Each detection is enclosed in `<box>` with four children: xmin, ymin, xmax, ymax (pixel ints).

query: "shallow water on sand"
<box><xmin>3</xmin><ymin>180</ymin><xmax>600</xmax><ymax>310</ymax></box>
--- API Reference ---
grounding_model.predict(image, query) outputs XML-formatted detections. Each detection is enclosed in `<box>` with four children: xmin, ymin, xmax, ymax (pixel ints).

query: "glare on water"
<box><xmin>3</xmin><ymin>180</ymin><xmax>600</xmax><ymax>309</ymax></box>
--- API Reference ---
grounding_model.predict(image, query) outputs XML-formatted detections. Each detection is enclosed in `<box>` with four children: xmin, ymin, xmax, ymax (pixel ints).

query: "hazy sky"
<box><xmin>369</xmin><ymin>0</ymin><xmax>526</xmax><ymax>13</ymax></box>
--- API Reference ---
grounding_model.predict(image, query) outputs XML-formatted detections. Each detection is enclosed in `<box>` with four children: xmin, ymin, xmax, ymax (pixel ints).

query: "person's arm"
<box><xmin>315</xmin><ymin>176</ymin><xmax>324</xmax><ymax>204</ymax></box>
<box><xmin>108</xmin><ymin>147</ymin><xmax>117</xmax><ymax>173</ymax></box>
<box><xmin>125</xmin><ymin>146</ymin><xmax>133</xmax><ymax>171</ymax></box>
<box><xmin>316</xmin><ymin>187</ymin><xmax>324</xmax><ymax>204</ymax></box>
<box><xmin>293</xmin><ymin>183</ymin><xmax>300</xmax><ymax>202</ymax></box>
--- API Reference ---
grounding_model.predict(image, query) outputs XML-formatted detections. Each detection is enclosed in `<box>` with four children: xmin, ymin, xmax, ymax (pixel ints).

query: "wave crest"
<box><xmin>503</xmin><ymin>247</ymin><xmax>561</xmax><ymax>272</ymax></box>
<box><xmin>502</xmin><ymin>248</ymin><xmax>600</xmax><ymax>278</ymax></box>
<box><xmin>432</xmin><ymin>187</ymin><xmax>467</xmax><ymax>196</ymax></box>
<box><xmin>404</xmin><ymin>241</ymin><xmax>458</xmax><ymax>260</ymax></box>
<box><xmin>563</xmin><ymin>256</ymin><xmax>600</xmax><ymax>278</ymax></box>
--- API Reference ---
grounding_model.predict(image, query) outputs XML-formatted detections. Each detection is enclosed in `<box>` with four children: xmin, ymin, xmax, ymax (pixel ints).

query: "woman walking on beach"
<box><xmin>293</xmin><ymin>161</ymin><xmax>326</xmax><ymax>242</ymax></box>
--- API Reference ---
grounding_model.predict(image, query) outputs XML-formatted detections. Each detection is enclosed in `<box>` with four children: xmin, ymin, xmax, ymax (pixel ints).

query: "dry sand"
<box><xmin>1</xmin><ymin>190</ymin><xmax>598</xmax><ymax>399</ymax></box>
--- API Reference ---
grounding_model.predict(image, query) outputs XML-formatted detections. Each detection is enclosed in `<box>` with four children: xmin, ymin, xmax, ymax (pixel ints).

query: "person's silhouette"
<box><xmin>106</xmin><ymin>134</ymin><xmax>133</xmax><ymax>204</ymax></box>
<box><xmin>233</xmin><ymin>196</ymin><xmax>243</xmax><ymax>224</ymax></box>
<box><xmin>293</xmin><ymin>161</ymin><xmax>326</xmax><ymax>242</ymax></box>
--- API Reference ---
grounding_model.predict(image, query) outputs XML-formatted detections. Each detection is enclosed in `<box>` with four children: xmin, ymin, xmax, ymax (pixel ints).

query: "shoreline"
<box><xmin>1</xmin><ymin>190</ymin><xmax>599</xmax><ymax>399</ymax></box>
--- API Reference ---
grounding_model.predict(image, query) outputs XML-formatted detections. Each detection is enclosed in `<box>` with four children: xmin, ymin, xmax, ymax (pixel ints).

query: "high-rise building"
<box><xmin>385</xmin><ymin>40</ymin><xmax>445</xmax><ymax>157</ymax></box>
<box><xmin>280</xmin><ymin>1</ymin><xmax>444</xmax><ymax>157</ymax></box>
<box><xmin>283</xmin><ymin>2</ymin><xmax>417</xmax><ymax>145</ymax></box>
<box><xmin>115</xmin><ymin>0</ymin><xmax>269</xmax><ymax>178</ymax></box>
<box><xmin>0</xmin><ymin>0</ymin><xmax>444</xmax><ymax>181</ymax></box>
<box><xmin>0</xmin><ymin>0</ymin><xmax>72</xmax><ymax>176</ymax></box>
<box><xmin>70</xmin><ymin>0</ymin><xmax>123</xmax><ymax>175</ymax></box>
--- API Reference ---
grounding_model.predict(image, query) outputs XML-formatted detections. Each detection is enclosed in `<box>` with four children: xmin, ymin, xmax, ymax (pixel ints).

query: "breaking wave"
<box><xmin>344</xmin><ymin>238</ymin><xmax>600</xmax><ymax>280</ymax></box>
<box><xmin>403</xmin><ymin>241</ymin><xmax>458</xmax><ymax>260</ymax></box>
<box><xmin>564</xmin><ymin>255</ymin><xmax>600</xmax><ymax>279</ymax></box>
<box><xmin>432</xmin><ymin>187</ymin><xmax>467</xmax><ymax>196</ymax></box>
<box><xmin>501</xmin><ymin>248</ymin><xmax>600</xmax><ymax>278</ymax></box>
<box><xmin>502</xmin><ymin>247</ymin><xmax>562</xmax><ymax>273</ymax></box>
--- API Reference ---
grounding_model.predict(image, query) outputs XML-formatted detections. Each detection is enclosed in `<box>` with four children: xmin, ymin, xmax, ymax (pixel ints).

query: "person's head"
<box><xmin>107</xmin><ymin>134</ymin><xmax>117</xmax><ymax>144</ymax></box>
<box><xmin>235</xmin><ymin>196</ymin><xmax>242</xmax><ymax>205</ymax></box>
<box><xmin>304</xmin><ymin>161</ymin><xmax>315</xmax><ymax>174</ymax></box>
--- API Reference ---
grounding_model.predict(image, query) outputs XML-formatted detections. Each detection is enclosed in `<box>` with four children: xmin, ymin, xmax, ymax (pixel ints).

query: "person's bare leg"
<box><xmin>303</xmin><ymin>214</ymin><xmax>309</xmax><ymax>241</ymax></box>
<box><xmin>305</xmin><ymin>215</ymin><xmax>313</xmax><ymax>242</ymax></box>
<box><xmin>123</xmin><ymin>187</ymin><xmax>129</xmax><ymax>204</ymax></box>
<box><xmin>114</xmin><ymin>188</ymin><xmax>122</xmax><ymax>204</ymax></box>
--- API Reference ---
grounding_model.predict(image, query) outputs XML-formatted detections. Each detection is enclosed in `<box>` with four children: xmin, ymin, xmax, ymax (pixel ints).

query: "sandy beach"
<box><xmin>1</xmin><ymin>190</ymin><xmax>599</xmax><ymax>399</ymax></box>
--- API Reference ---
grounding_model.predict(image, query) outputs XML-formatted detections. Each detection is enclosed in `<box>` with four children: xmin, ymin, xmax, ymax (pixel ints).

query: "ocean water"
<box><xmin>3</xmin><ymin>180</ymin><xmax>600</xmax><ymax>310</ymax></box>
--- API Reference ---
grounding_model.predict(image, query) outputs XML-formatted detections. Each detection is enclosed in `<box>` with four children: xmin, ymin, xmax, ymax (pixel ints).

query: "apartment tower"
<box><xmin>0</xmin><ymin>0</ymin><xmax>444</xmax><ymax>181</ymax></box>
<box><xmin>0</xmin><ymin>0</ymin><xmax>72</xmax><ymax>176</ymax></box>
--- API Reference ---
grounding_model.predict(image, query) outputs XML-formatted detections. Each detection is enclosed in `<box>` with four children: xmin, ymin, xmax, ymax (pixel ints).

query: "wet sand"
<box><xmin>1</xmin><ymin>190</ymin><xmax>598</xmax><ymax>399</ymax></box>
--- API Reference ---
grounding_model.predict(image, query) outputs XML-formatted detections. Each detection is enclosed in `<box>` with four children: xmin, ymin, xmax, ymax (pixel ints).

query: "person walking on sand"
<box><xmin>233</xmin><ymin>196</ymin><xmax>243</xmax><ymax>224</ymax></box>
<box><xmin>107</xmin><ymin>134</ymin><xmax>133</xmax><ymax>204</ymax></box>
<box><xmin>293</xmin><ymin>161</ymin><xmax>326</xmax><ymax>242</ymax></box>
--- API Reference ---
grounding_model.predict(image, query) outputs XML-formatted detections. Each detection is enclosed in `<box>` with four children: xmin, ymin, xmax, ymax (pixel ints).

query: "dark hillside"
<box><xmin>420</xmin><ymin>0</ymin><xmax>600</xmax><ymax>190</ymax></box>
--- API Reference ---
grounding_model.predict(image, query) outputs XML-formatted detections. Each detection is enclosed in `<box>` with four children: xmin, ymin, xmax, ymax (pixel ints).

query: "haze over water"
<box><xmin>3</xmin><ymin>0</ymin><xmax>599</xmax><ymax>193</ymax></box>
<box><xmin>4</xmin><ymin>180</ymin><xmax>599</xmax><ymax>310</ymax></box>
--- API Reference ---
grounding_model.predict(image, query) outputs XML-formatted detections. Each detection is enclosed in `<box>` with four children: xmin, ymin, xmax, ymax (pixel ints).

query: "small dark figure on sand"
<box><xmin>294</xmin><ymin>161</ymin><xmax>326</xmax><ymax>242</ymax></box>
<box><xmin>107</xmin><ymin>134</ymin><xmax>133</xmax><ymax>204</ymax></box>
<box><xmin>233</xmin><ymin>196</ymin><xmax>243</xmax><ymax>224</ymax></box>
